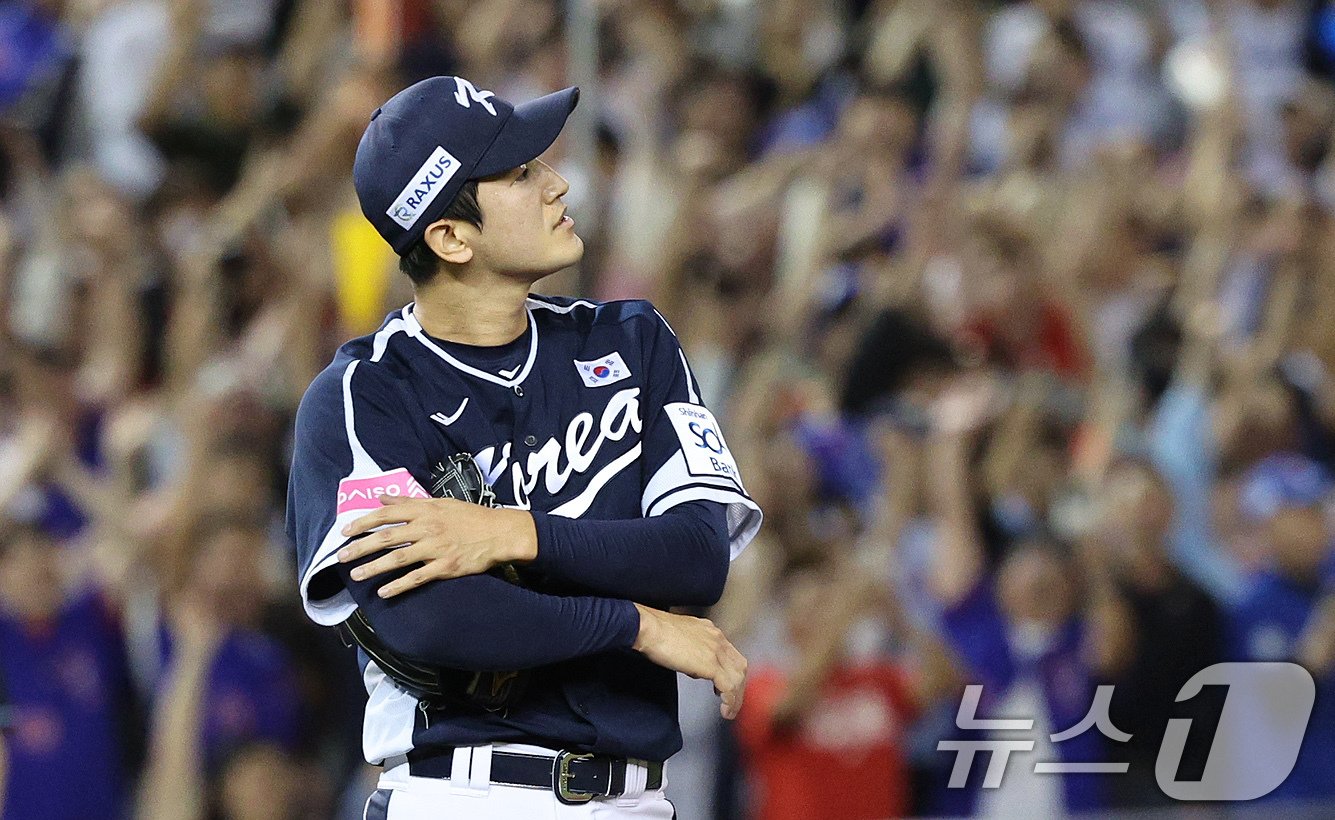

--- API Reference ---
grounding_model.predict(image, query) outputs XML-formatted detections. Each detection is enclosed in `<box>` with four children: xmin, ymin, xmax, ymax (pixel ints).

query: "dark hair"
<box><xmin>398</xmin><ymin>179</ymin><xmax>483</xmax><ymax>287</ymax></box>
<box><xmin>838</xmin><ymin>308</ymin><xmax>957</xmax><ymax>417</ymax></box>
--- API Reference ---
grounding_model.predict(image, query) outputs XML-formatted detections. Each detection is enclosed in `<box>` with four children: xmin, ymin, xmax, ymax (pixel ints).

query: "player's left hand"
<box><xmin>337</xmin><ymin>496</ymin><xmax>538</xmax><ymax>598</ymax></box>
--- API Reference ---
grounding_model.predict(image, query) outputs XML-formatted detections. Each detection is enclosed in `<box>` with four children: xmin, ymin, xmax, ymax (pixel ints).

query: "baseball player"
<box><xmin>286</xmin><ymin>76</ymin><xmax>762</xmax><ymax>818</ymax></box>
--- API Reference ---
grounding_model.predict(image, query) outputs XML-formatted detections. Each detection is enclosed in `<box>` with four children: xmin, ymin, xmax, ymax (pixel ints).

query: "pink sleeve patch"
<box><xmin>336</xmin><ymin>468</ymin><xmax>431</xmax><ymax>516</ymax></box>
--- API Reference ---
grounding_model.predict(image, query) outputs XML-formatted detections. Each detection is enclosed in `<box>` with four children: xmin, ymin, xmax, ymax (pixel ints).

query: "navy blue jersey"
<box><xmin>287</xmin><ymin>295</ymin><xmax>761</xmax><ymax>763</ymax></box>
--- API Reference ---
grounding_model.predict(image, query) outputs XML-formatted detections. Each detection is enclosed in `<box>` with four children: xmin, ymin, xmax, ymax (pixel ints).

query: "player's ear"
<box><xmin>423</xmin><ymin>219</ymin><xmax>474</xmax><ymax>266</ymax></box>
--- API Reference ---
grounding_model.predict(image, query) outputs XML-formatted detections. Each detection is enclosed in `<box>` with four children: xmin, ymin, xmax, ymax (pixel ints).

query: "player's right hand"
<box><xmin>631</xmin><ymin>605</ymin><xmax>747</xmax><ymax>720</ymax></box>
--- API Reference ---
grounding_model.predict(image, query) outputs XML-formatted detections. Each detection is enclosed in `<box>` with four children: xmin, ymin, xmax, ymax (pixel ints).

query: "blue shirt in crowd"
<box><xmin>157</xmin><ymin>626</ymin><xmax>302</xmax><ymax>769</ymax></box>
<box><xmin>1229</xmin><ymin>568</ymin><xmax>1335</xmax><ymax>802</ymax></box>
<box><xmin>938</xmin><ymin>579</ymin><xmax>1108</xmax><ymax>813</ymax></box>
<box><xmin>0</xmin><ymin>590</ymin><xmax>132</xmax><ymax>820</ymax></box>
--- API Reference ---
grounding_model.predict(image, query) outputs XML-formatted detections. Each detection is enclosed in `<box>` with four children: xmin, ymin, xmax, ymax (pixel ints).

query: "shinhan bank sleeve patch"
<box><xmin>336</xmin><ymin>468</ymin><xmax>431</xmax><ymax>516</ymax></box>
<box><xmin>664</xmin><ymin>402</ymin><xmax>744</xmax><ymax>487</ymax></box>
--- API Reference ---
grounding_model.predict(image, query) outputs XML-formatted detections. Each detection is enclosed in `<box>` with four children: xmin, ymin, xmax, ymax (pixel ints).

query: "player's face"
<box><xmin>470</xmin><ymin>158</ymin><xmax>583</xmax><ymax>280</ymax></box>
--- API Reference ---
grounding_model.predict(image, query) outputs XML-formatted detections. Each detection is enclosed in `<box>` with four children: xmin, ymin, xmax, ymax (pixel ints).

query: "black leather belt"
<box><xmin>406</xmin><ymin>748</ymin><xmax>664</xmax><ymax>804</ymax></box>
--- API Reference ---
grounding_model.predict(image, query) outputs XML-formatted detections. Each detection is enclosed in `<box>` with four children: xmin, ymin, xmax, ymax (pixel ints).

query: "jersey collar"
<box><xmin>401</xmin><ymin>303</ymin><xmax>538</xmax><ymax>388</ymax></box>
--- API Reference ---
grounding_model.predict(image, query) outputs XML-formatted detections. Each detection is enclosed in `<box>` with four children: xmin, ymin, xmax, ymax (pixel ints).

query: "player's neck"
<box><xmin>412</xmin><ymin>271</ymin><xmax>531</xmax><ymax>347</ymax></box>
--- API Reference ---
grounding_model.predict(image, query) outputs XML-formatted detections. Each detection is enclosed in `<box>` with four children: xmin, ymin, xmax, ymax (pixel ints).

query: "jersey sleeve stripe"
<box><xmin>645</xmin><ymin>485</ymin><xmax>762</xmax><ymax>559</ymax></box>
<box><xmin>641</xmin><ymin>451</ymin><xmax>744</xmax><ymax>515</ymax></box>
<box><xmin>370</xmin><ymin>315</ymin><xmax>409</xmax><ymax>363</ymax></box>
<box><xmin>641</xmin><ymin>472</ymin><xmax>746</xmax><ymax>518</ymax></box>
<box><xmin>677</xmin><ymin>349</ymin><xmax>699</xmax><ymax>404</ymax></box>
<box><xmin>651</xmin><ymin>307</ymin><xmax>678</xmax><ymax>337</ymax></box>
<box><xmin>650</xmin><ymin>307</ymin><xmax>701</xmax><ymax>402</ymax></box>
<box><xmin>300</xmin><ymin>360</ymin><xmax>388</xmax><ymax>625</ymax></box>
<box><xmin>343</xmin><ymin>361</ymin><xmax>377</xmax><ymax>473</ymax></box>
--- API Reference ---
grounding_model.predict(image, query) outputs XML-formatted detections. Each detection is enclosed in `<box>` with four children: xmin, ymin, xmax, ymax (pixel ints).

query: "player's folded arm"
<box><xmin>528</xmin><ymin>499</ymin><xmax>730</xmax><ymax>607</ymax></box>
<box><xmin>331</xmin><ymin>557</ymin><xmax>639</xmax><ymax>671</ymax></box>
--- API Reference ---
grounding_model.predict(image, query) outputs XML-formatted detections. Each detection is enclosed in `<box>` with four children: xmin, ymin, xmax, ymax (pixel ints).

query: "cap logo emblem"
<box><xmin>386</xmin><ymin>145</ymin><xmax>463</xmax><ymax>229</ymax></box>
<box><xmin>453</xmin><ymin>77</ymin><xmax>497</xmax><ymax>116</ymax></box>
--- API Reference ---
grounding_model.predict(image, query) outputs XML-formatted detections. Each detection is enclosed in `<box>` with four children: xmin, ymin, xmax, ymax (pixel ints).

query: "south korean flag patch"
<box><xmin>575</xmin><ymin>352</ymin><xmax>632</xmax><ymax>387</ymax></box>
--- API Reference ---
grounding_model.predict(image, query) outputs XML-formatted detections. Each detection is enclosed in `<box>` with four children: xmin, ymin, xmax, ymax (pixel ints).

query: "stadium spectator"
<box><xmin>923</xmin><ymin>376</ymin><xmax>1131</xmax><ymax>816</ymax></box>
<box><xmin>1228</xmin><ymin>453</ymin><xmax>1335</xmax><ymax>803</ymax></box>
<box><xmin>139</xmin><ymin>591</ymin><xmax>304</xmax><ymax>820</ymax></box>
<box><xmin>156</xmin><ymin>512</ymin><xmax>302</xmax><ymax>768</ymax></box>
<box><xmin>737</xmin><ymin>563</ymin><xmax>956</xmax><ymax>820</ymax></box>
<box><xmin>0</xmin><ymin>519</ymin><xmax>139</xmax><ymax>820</ymax></box>
<box><xmin>1083</xmin><ymin>458</ymin><xmax>1225</xmax><ymax>808</ymax></box>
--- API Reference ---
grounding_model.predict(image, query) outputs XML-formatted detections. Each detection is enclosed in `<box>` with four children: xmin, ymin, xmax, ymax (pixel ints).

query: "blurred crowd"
<box><xmin>5</xmin><ymin>0</ymin><xmax>1335</xmax><ymax>818</ymax></box>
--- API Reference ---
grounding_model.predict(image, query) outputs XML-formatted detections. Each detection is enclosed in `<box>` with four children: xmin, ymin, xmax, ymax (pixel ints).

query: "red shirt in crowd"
<box><xmin>961</xmin><ymin>300</ymin><xmax>1089</xmax><ymax>378</ymax></box>
<box><xmin>737</xmin><ymin>664</ymin><xmax>917</xmax><ymax>820</ymax></box>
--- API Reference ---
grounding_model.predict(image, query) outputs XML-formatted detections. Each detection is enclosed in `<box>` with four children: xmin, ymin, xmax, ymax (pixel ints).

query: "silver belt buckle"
<box><xmin>552</xmin><ymin>750</ymin><xmax>597</xmax><ymax>804</ymax></box>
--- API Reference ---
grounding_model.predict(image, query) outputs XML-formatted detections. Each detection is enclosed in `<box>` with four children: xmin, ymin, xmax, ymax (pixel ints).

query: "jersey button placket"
<box><xmin>513</xmin><ymin>385</ymin><xmax>524</xmax><ymax>397</ymax></box>
<box><xmin>524</xmin><ymin>435</ymin><xmax>537</xmax><ymax>446</ymax></box>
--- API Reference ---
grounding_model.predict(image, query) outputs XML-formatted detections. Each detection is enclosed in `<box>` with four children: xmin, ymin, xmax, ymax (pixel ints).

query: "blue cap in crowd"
<box><xmin>353</xmin><ymin>76</ymin><xmax>580</xmax><ymax>255</ymax></box>
<box><xmin>1240</xmin><ymin>453</ymin><xmax>1334</xmax><ymax>523</ymax></box>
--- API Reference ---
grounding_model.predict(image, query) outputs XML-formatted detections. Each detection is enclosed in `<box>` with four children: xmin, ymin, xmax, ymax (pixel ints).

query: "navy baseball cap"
<box><xmin>353</xmin><ymin>76</ymin><xmax>580</xmax><ymax>254</ymax></box>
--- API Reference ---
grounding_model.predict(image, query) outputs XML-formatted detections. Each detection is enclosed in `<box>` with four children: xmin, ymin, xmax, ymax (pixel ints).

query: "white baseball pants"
<box><xmin>362</xmin><ymin>744</ymin><xmax>676</xmax><ymax>819</ymax></box>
